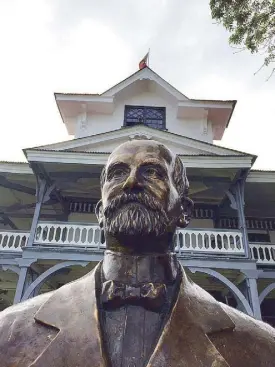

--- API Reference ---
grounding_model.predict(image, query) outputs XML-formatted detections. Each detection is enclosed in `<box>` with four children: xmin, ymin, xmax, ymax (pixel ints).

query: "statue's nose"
<box><xmin>122</xmin><ymin>170</ymin><xmax>142</xmax><ymax>191</ymax></box>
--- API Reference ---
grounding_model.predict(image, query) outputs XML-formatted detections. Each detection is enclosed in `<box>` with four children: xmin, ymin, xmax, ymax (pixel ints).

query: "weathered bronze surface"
<box><xmin>0</xmin><ymin>140</ymin><xmax>275</xmax><ymax>367</ymax></box>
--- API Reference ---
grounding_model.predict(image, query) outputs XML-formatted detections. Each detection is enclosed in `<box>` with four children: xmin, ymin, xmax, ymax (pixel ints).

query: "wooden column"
<box><xmin>13</xmin><ymin>178</ymin><xmax>47</xmax><ymax>304</ymax></box>
<box><xmin>14</xmin><ymin>267</ymin><xmax>28</xmax><ymax>304</ymax></box>
<box><xmin>26</xmin><ymin>177</ymin><xmax>47</xmax><ymax>247</ymax></box>
<box><xmin>246</xmin><ymin>277</ymin><xmax>262</xmax><ymax>320</ymax></box>
<box><xmin>235</xmin><ymin>179</ymin><xmax>250</xmax><ymax>258</ymax></box>
<box><xmin>226</xmin><ymin>176</ymin><xmax>250</xmax><ymax>258</ymax></box>
<box><xmin>240</xmin><ymin>270</ymin><xmax>262</xmax><ymax>320</ymax></box>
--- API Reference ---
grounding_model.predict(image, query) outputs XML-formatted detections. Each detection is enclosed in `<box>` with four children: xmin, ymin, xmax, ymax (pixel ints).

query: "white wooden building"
<box><xmin>1</xmin><ymin>66</ymin><xmax>275</xmax><ymax>325</ymax></box>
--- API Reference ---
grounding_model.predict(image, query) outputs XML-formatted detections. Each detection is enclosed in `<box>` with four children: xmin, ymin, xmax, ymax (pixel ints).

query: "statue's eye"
<box><xmin>112</xmin><ymin>169</ymin><xmax>126</xmax><ymax>178</ymax></box>
<box><xmin>143</xmin><ymin>167</ymin><xmax>162</xmax><ymax>178</ymax></box>
<box><xmin>107</xmin><ymin>166</ymin><xmax>128</xmax><ymax>180</ymax></box>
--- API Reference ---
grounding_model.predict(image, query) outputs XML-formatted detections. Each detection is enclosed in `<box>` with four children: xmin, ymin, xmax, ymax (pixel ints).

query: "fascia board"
<box><xmin>25</xmin><ymin>150</ymin><xmax>108</xmax><ymax>165</ymax></box>
<box><xmin>178</xmin><ymin>101</ymin><xmax>234</xmax><ymax>109</ymax></box>
<box><xmin>55</xmin><ymin>94</ymin><xmax>114</xmax><ymax>104</ymax></box>
<box><xmin>25</xmin><ymin>150</ymin><xmax>252</xmax><ymax>169</ymax></box>
<box><xmin>179</xmin><ymin>155</ymin><xmax>253</xmax><ymax>168</ymax></box>
<box><xmin>247</xmin><ymin>172</ymin><xmax>275</xmax><ymax>183</ymax></box>
<box><xmin>0</xmin><ymin>163</ymin><xmax>33</xmax><ymax>174</ymax></box>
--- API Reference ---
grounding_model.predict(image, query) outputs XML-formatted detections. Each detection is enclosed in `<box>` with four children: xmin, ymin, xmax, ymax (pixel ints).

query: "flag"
<box><xmin>139</xmin><ymin>51</ymin><xmax>149</xmax><ymax>70</ymax></box>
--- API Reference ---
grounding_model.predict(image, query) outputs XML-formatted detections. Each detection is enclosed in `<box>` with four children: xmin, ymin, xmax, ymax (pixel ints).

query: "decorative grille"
<box><xmin>69</xmin><ymin>201</ymin><xmax>96</xmax><ymax>213</ymax></box>
<box><xmin>193</xmin><ymin>208</ymin><xmax>214</xmax><ymax>219</ymax></box>
<box><xmin>124</xmin><ymin>105</ymin><xmax>166</xmax><ymax>129</ymax></box>
<box><xmin>219</xmin><ymin>217</ymin><xmax>275</xmax><ymax>230</ymax></box>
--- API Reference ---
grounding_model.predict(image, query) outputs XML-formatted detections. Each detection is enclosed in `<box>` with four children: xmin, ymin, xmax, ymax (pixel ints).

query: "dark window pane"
<box><xmin>124</xmin><ymin>106</ymin><xmax>165</xmax><ymax>130</ymax></box>
<box><xmin>248</xmin><ymin>232</ymin><xmax>270</xmax><ymax>243</ymax></box>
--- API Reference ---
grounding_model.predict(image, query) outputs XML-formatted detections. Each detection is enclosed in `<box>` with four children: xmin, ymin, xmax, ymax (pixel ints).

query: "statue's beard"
<box><xmin>103</xmin><ymin>192</ymin><xmax>171</xmax><ymax>238</ymax></box>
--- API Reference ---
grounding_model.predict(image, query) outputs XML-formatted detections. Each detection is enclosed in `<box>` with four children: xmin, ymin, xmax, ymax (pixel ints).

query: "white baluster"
<box><xmin>71</xmin><ymin>226</ymin><xmax>76</xmax><ymax>245</ymax></box>
<box><xmin>45</xmin><ymin>225</ymin><xmax>50</xmax><ymax>243</ymax></box>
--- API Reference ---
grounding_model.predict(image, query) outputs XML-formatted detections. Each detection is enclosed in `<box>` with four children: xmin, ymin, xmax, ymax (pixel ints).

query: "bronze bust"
<box><xmin>0</xmin><ymin>140</ymin><xmax>275</xmax><ymax>367</ymax></box>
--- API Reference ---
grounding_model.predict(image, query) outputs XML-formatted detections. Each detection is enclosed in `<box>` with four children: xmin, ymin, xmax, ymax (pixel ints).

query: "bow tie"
<box><xmin>101</xmin><ymin>280</ymin><xmax>167</xmax><ymax>312</ymax></box>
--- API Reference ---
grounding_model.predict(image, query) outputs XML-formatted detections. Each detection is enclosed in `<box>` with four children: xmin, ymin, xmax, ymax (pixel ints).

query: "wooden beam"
<box><xmin>0</xmin><ymin>214</ymin><xmax>18</xmax><ymax>230</ymax></box>
<box><xmin>2</xmin><ymin>213</ymin><xmax>65</xmax><ymax>219</ymax></box>
<box><xmin>0</xmin><ymin>199</ymin><xmax>58</xmax><ymax>214</ymax></box>
<box><xmin>31</xmin><ymin>163</ymin><xmax>68</xmax><ymax>215</ymax></box>
<box><xmin>0</xmin><ymin>176</ymin><xmax>36</xmax><ymax>196</ymax></box>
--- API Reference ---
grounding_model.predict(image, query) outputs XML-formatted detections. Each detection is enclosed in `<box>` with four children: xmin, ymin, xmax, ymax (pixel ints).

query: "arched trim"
<box><xmin>188</xmin><ymin>267</ymin><xmax>253</xmax><ymax>316</ymax></box>
<box><xmin>0</xmin><ymin>265</ymin><xmax>20</xmax><ymax>275</ymax></box>
<box><xmin>22</xmin><ymin>261</ymin><xmax>89</xmax><ymax>301</ymax></box>
<box><xmin>259</xmin><ymin>282</ymin><xmax>275</xmax><ymax>304</ymax></box>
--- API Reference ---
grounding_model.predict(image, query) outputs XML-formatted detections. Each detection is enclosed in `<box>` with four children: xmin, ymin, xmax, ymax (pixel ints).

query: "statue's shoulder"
<box><xmin>221</xmin><ymin>303</ymin><xmax>275</xmax><ymax>338</ymax></box>
<box><xmin>215</xmin><ymin>303</ymin><xmax>275</xmax><ymax>365</ymax></box>
<box><xmin>0</xmin><ymin>292</ymin><xmax>53</xmax><ymax>332</ymax></box>
<box><xmin>0</xmin><ymin>292</ymin><xmax>57</xmax><ymax>366</ymax></box>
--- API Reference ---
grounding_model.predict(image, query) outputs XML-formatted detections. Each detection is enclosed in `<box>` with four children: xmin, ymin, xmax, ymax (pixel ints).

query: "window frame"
<box><xmin>123</xmin><ymin>105</ymin><xmax>167</xmax><ymax>130</ymax></box>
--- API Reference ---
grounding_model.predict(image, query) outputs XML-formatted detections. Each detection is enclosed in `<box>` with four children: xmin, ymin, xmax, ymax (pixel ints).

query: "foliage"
<box><xmin>210</xmin><ymin>0</ymin><xmax>275</xmax><ymax>76</ymax></box>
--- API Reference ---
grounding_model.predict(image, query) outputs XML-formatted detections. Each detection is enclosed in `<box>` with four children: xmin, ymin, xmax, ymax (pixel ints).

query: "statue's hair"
<box><xmin>100</xmin><ymin>154</ymin><xmax>189</xmax><ymax>199</ymax></box>
<box><xmin>172</xmin><ymin>155</ymin><xmax>189</xmax><ymax>199</ymax></box>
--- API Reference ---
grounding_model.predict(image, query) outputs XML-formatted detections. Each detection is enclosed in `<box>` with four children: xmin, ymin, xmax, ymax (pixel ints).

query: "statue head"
<box><xmin>96</xmin><ymin>140</ymin><xmax>193</xmax><ymax>253</ymax></box>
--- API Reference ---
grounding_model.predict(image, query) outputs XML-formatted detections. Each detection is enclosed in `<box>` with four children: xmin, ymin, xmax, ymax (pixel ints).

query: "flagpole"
<box><xmin>148</xmin><ymin>48</ymin><xmax>150</xmax><ymax>67</ymax></box>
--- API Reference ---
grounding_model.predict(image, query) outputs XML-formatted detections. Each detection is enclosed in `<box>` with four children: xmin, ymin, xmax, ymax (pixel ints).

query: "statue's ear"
<box><xmin>95</xmin><ymin>200</ymin><xmax>104</xmax><ymax>228</ymax></box>
<box><xmin>177</xmin><ymin>197</ymin><xmax>194</xmax><ymax>228</ymax></box>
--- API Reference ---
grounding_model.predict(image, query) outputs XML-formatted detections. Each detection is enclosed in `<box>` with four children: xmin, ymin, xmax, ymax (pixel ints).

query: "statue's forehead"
<box><xmin>107</xmin><ymin>143</ymin><xmax>172</xmax><ymax>166</ymax></box>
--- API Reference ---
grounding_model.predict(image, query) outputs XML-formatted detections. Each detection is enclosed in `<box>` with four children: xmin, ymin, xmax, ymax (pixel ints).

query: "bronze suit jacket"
<box><xmin>0</xmin><ymin>263</ymin><xmax>275</xmax><ymax>367</ymax></box>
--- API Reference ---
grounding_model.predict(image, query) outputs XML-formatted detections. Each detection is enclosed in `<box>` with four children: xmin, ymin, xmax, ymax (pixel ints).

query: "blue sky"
<box><xmin>0</xmin><ymin>0</ymin><xmax>274</xmax><ymax>169</ymax></box>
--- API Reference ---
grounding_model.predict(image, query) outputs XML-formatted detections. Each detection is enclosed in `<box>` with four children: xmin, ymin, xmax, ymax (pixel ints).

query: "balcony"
<box><xmin>1</xmin><ymin>222</ymin><xmax>274</xmax><ymax>265</ymax></box>
<box><xmin>33</xmin><ymin>222</ymin><xmax>245</xmax><ymax>256</ymax></box>
<box><xmin>250</xmin><ymin>243</ymin><xmax>275</xmax><ymax>265</ymax></box>
<box><xmin>174</xmin><ymin>228</ymin><xmax>244</xmax><ymax>256</ymax></box>
<box><xmin>0</xmin><ymin>231</ymin><xmax>29</xmax><ymax>252</ymax></box>
<box><xmin>0</xmin><ymin>221</ymin><xmax>245</xmax><ymax>257</ymax></box>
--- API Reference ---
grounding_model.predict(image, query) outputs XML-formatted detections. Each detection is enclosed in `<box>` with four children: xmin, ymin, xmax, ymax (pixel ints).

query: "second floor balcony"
<box><xmin>0</xmin><ymin>221</ymin><xmax>274</xmax><ymax>266</ymax></box>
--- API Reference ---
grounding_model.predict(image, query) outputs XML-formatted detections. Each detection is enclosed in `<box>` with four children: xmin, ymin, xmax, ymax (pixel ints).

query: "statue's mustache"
<box><xmin>104</xmin><ymin>191</ymin><xmax>164</xmax><ymax>218</ymax></box>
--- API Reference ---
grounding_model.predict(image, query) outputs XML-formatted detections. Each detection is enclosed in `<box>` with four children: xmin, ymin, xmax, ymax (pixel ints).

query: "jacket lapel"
<box><xmin>30</xmin><ymin>263</ymin><xmax>106</xmax><ymax>367</ymax></box>
<box><xmin>147</xmin><ymin>268</ymin><xmax>235</xmax><ymax>367</ymax></box>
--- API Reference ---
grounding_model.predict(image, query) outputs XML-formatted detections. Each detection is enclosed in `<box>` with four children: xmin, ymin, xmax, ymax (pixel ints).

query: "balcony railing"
<box><xmin>250</xmin><ymin>243</ymin><xmax>275</xmax><ymax>265</ymax></box>
<box><xmin>34</xmin><ymin>222</ymin><xmax>104</xmax><ymax>249</ymax></box>
<box><xmin>3</xmin><ymin>222</ymin><xmax>275</xmax><ymax>265</ymax></box>
<box><xmin>175</xmin><ymin>228</ymin><xmax>244</xmax><ymax>256</ymax></box>
<box><xmin>0</xmin><ymin>231</ymin><xmax>29</xmax><ymax>252</ymax></box>
<box><xmin>32</xmin><ymin>221</ymin><xmax>245</xmax><ymax>257</ymax></box>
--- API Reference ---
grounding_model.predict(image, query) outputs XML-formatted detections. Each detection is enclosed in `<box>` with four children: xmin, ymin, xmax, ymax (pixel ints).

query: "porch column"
<box><xmin>235</xmin><ymin>179</ymin><xmax>250</xmax><ymax>258</ymax></box>
<box><xmin>26</xmin><ymin>177</ymin><xmax>47</xmax><ymax>247</ymax></box>
<box><xmin>14</xmin><ymin>266</ymin><xmax>28</xmax><ymax>304</ymax></box>
<box><xmin>246</xmin><ymin>277</ymin><xmax>262</xmax><ymax>320</ymax></box>
<box><xmin>226</xmin><ymin>176</ymin><xmax>250</xmax><ymax>258</ymax></box>
<box><xmin>14</xmin><ymin>259</ymin><xmax>37</xmax><ymax>304</ymax></box>
<box><xmin>240</xmin><ymin>270</ymin><xmax>262</xmax><ymax>320</ymax></box>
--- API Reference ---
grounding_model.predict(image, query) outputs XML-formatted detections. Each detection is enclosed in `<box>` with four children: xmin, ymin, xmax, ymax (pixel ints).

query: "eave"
<box><xmin>24</xmin><ymin>149</ymin><xmax>254</xmax><ymax>169</ymax></box>
<box><xmin>54</xmin><ymin>93</ymin><xmax>114</xmax><ymax>135</ymax></box>
<box><xmin>177</xmin><ymin>100</ymin><xmax>236</xmax><ymax>140</ymax></box>
<box><xmin>0</xmin><ymin>162</ymin><xmax>33</xmax><ymax>175</ymax></box>
<box><xmin>247</xmin><ymin>170</ymin><xmax>275</xmax><ymax>183</ymax></box>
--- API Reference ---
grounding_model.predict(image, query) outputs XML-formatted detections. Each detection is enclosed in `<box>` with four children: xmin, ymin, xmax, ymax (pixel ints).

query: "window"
<box><xmin>124</xmin><ymin>105</ymin><xmax>166</xmax><ymax>130</ymax></box>
<box><xmin>248</xmin><ymin>232</ymin><xmax>270</xmax><ymax>243</ymax></box>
